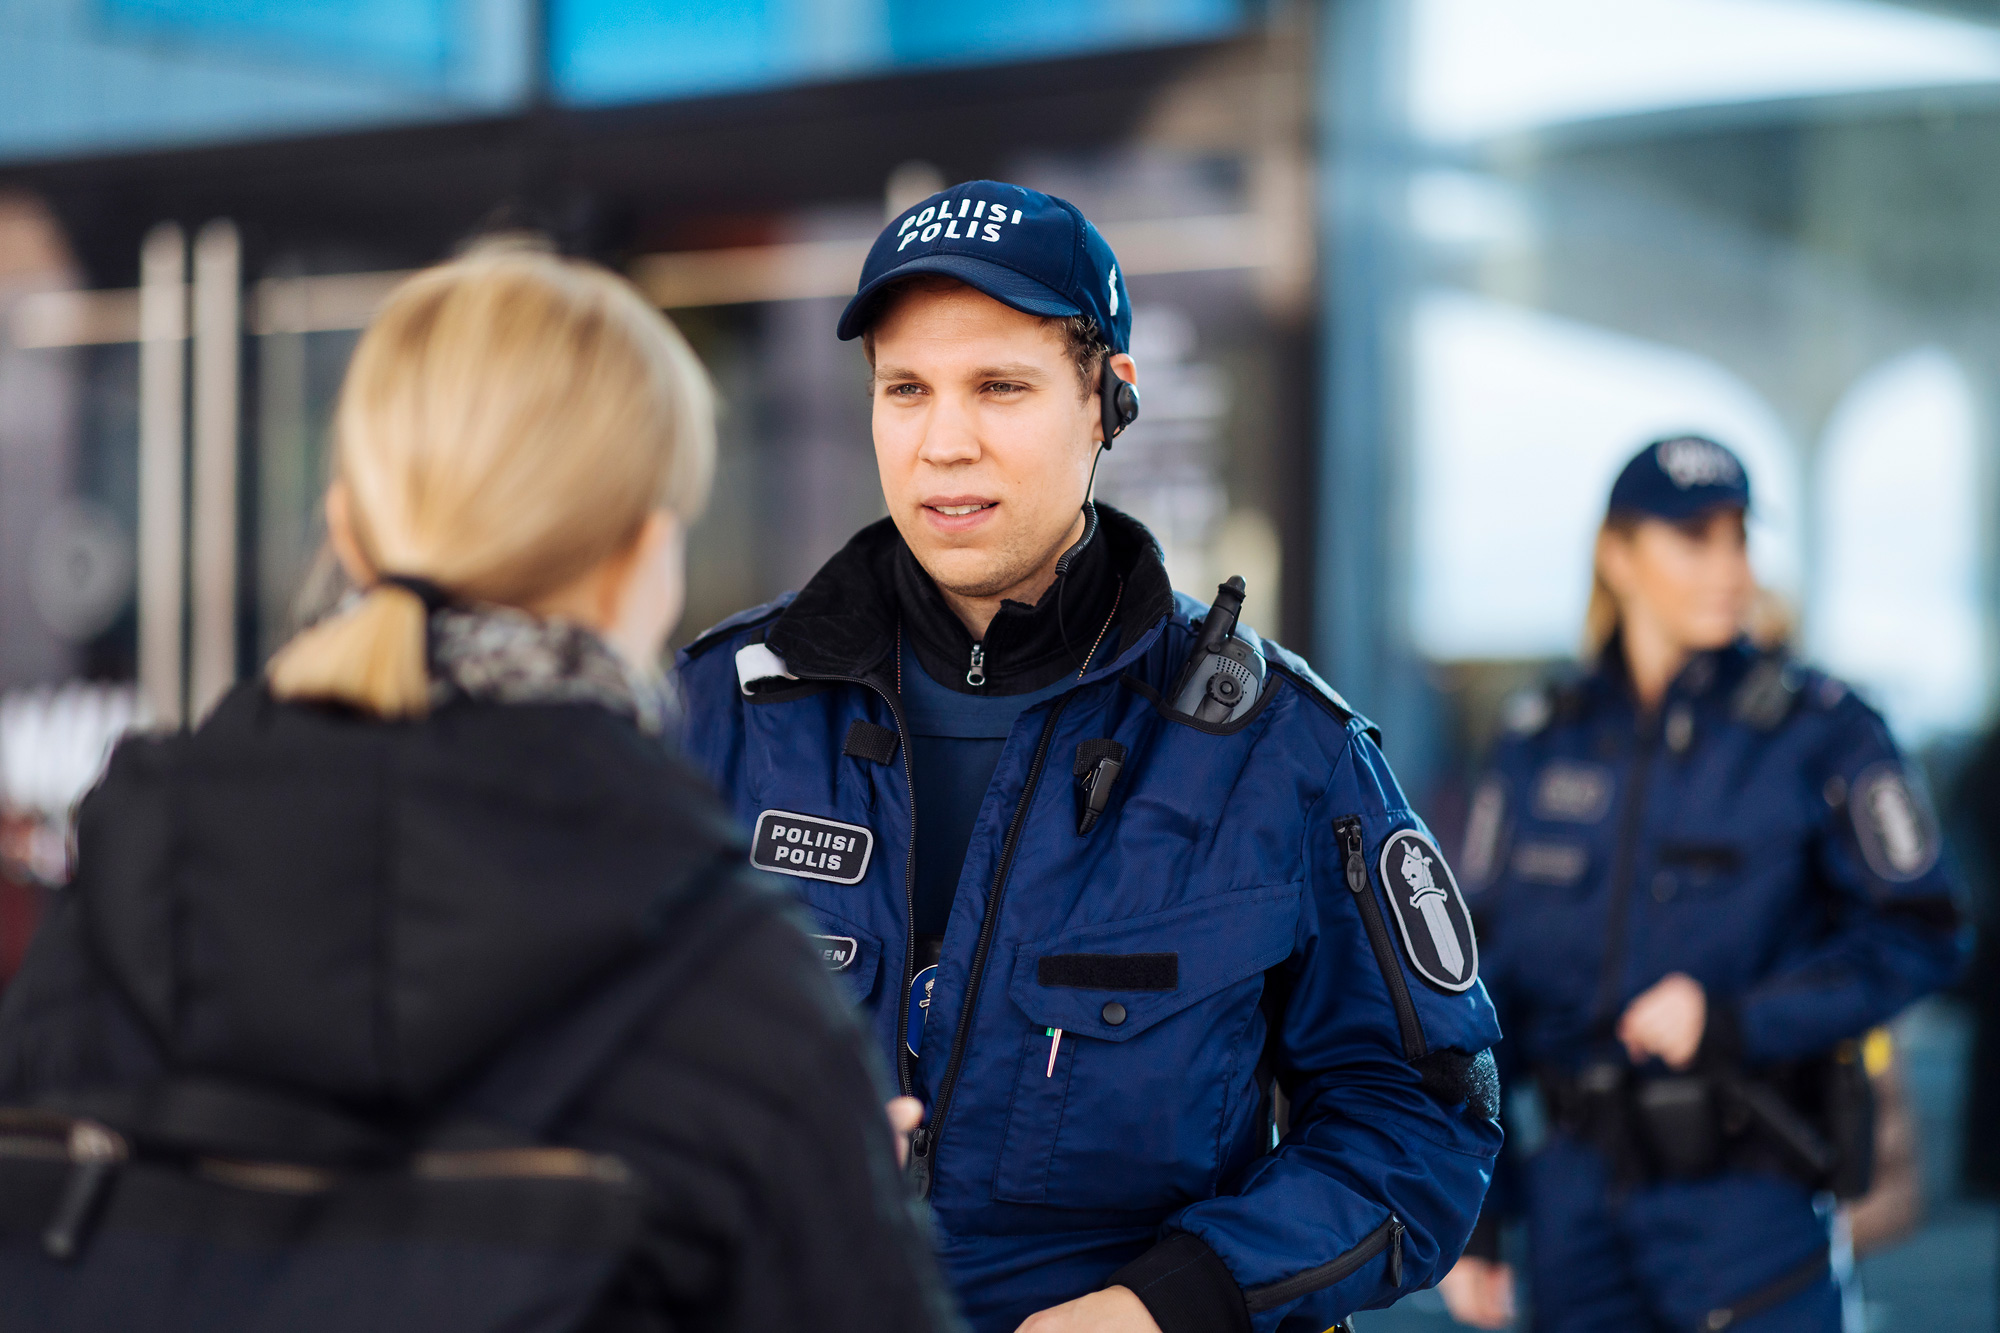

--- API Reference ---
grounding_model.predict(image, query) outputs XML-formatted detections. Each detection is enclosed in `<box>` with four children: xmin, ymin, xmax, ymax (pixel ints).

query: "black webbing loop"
<box><xmin>843</xmin><ymin>720</ymin><xmax>899</xmax><ymax>765</ymax></box>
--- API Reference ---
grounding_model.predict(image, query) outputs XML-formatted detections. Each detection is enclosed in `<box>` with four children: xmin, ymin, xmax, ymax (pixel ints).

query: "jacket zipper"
<box><xmin>1591</xmin><ymin>717</ymin><xmax>1658</xmax><ymax>1036</ymax></box>
<box><xmin>803</xmin><ymin>671</ymin><xmax>923</xmax><ymax>1098</ymax></box>
<box><xmin>1336</xmin><ymin>816</ymin><xmax>1426</xmax><ymax>1061</ymax></box>
<box><xmin>909</xmin><ymin>695</ymin><xmax>1072</xmax><ymax>1199</ymax></box>
<box><xmin>966</xmin><ymin>643</ymin><xmax>986</xmax><ymax>687</ymax></box>
<box><xmin>1243</xmin><ymin>1214</ymin><xmax>1405</xmax><ymax>1312</ymax></box>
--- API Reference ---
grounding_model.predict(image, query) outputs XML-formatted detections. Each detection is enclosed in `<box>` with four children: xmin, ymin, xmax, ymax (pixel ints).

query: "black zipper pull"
<box><xmin>909</xmin><ymin>1125</ymin><xmax>933</xmax><ymax>1199</ymax></box>
<box><xmin>1388</xmin><ymin>1215</ymin><xmax>1405</xmax><ymax>1287</ymax></box>
<box><xmin>43</xmin><ymin>1120</ymin><xmax>125</xmax><ymax>1262</ymax></box>
<box><xmin>1335</xmin><ymin>814</ymin><xmax>1428</xmax><ymax>1061</ymax></box>
<box><xmin>966</xmin><ymin>644</ymin><xmax>986</xmax><ymax>688</ymax></box>
<box><xmin>1339</xmin><ymin>817</ymin><xmax>1367</xmax><ymax>895</ymax></box>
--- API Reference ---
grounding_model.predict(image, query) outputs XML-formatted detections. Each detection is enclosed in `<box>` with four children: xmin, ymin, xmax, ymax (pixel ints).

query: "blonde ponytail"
<box><xmin>1581</xmin><ymin>514</ymin><xmax>1638</xmax><ymax>664</ymax></box>
<box><xmin>269</xmin><ymin>585</ymin><xmax>431</xmax><ymax>717</ymax></box>
<box><xmin>268</xmin><ymin>249</ymin><xmax>715</xmax><ymax>717</ymax></box>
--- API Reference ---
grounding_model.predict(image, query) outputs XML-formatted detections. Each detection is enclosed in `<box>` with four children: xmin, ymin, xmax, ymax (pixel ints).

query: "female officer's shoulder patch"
<box><xmin>1849</xmin><ymin>762</ymin><xmax>1941</xmax><ymax>883</ymax></box>
<box><xmin>1378</xmin><ymin>830</ymin><xmax>1480</xmax><ymax>993</ymax></box>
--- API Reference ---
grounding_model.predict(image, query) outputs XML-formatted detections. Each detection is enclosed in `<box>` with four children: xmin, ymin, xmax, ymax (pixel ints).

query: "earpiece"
<box><xmin>1099</xmin><ymin>357</ymin><xmax>1140</xmax><ymax>450</ymax></box>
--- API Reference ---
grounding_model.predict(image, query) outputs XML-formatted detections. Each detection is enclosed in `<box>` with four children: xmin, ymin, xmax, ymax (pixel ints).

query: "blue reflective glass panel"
<box><xmin>100</xmin><ymin>0</ymin><xmax>457</xmax><ymax>79</ymax></box>
<box><xmin>553</xmin><ymin>0</ymin><xmax>1245</xmax><ymax>105</ymax></box>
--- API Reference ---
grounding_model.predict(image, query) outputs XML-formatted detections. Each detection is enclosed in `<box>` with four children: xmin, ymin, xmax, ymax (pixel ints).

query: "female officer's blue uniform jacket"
<box><xmin>1462</xmin><ymin>638</ymin><xmax>1963</xmax><ymax>1331</ymax></box>
<box><xmin>675</xmin><ymin>507</ymin><xmax>1503</xmax><ymax>1333</ymax></box>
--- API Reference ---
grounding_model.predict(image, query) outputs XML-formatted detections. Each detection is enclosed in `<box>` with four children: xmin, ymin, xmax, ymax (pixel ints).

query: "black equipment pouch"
<box><xmin>1548</xmin><ymin>1046</ymin><xmax>1873</xmax><ymax>1195</ymax></box>
<box><xmin>1715</xmin><ymin>1043</ymin><xmax>1875</xmax><ymax>1198</ymax></box>
<box><xmin>1721</xmin><ymin>1074</ymin><xmax>1837</xmax><ymax>1185</ymax></box>
<box><xmin>1633</xmin><ymin>1075</ymin><xmax>1724</xmax><ymax>1179</ymax></box>
<box><xmin>1823</xmin><ymin>1039</ymin><xmax>1876</xmax><ymax>1200</ymax></box>
<box><xmin>1543</xmin><ymin>1061</ymin><xmax>1646</xmax><ymax>1181</ymax></box>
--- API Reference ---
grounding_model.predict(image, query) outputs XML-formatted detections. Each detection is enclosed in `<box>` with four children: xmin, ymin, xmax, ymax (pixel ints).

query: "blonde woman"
<box><xmin>1440</xmin><ymin>437</ymin><xmax>1962</xmax><ymax>1332</ymax></box>
<box><xmin>0</xmin><ymin>250</ymin><xmax>957</xmax><ymax>1333</ymax></box>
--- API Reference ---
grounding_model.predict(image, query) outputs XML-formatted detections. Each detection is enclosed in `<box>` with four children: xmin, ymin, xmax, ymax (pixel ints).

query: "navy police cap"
<box><xmin>837</xmin><ymin>180</ymin><xmax>1132</xmax><ymax>353</ymax></box>
<box><xmin>1608</xmin><ymin>435</ymin><xmax>1751</xmax><ymax>522</ymax></box>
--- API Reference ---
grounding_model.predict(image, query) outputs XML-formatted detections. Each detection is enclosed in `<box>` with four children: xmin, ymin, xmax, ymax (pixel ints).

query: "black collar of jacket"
<box><xmin>1587</xmin><ymin>632</ymin><xmax>1763</xmax><ymax>714</ymax></box>
<box><xmin>765</xmin><ymin>503</ymin><xmax>1176</xmax><ymax>694</ymax></box>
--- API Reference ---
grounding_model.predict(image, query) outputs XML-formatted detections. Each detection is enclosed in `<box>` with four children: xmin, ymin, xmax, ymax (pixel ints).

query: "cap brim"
<box><xmin>1610</xmin><ymin>494</ymin><xmax>1750</xmax><ymax>523</ymax></box>
<box><xmin>837</xmin><ymin>253</ymin><xmax>1082</xmax><ymax>340</ymax></box>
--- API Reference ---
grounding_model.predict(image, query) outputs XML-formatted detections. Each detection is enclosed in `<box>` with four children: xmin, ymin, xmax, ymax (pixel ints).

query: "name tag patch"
<box><xmin>1512</xmin><ymin>840</ymin><xmax>1589</xmax><ymax>886</ymax></box>
<box><xmin>751</xmin><ymin>810</ymin><xmax>874</xmax><ymax>885</ymax></box>
<box><xmin>810</xmin><ymin>934</ymin><xmax>859</xmax><ymax>971</ymax></box>
<box><xmin>1532</xmin><ymin>761</ymin><xmax>1613</xmax><ymax>823</ymax></box>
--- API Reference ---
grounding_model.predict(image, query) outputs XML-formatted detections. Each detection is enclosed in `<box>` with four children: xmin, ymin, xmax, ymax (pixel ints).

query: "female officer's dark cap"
<box><xmin>1608</xmin><ymin>435</ymin><xmax>1751</xmax><ymax>521</ymax></box>
<box><xmin>837</xmin><ymin>180</ymin><xmax>1132</xmax><ymax>353</ymax></box>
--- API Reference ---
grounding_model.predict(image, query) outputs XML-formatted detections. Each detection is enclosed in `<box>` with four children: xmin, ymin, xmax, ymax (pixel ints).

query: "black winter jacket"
<box><xmin>0</xmin><ymin>685</ymin><xmax>959</xmax><ymax>1333</ymax></box>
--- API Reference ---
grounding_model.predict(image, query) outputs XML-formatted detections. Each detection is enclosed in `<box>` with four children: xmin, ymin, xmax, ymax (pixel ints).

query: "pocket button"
<box><xmin>1102</xmin><ymin>1001</ymin><xmax>1127</xmax><ymax>1026</ymax></box>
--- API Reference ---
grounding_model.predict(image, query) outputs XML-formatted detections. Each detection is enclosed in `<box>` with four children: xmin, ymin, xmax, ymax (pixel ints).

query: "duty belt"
<box><xmin>1537</xmin><ymin>1055</ymin><xmax>1869</xmax><ymax>1195</ymax></box>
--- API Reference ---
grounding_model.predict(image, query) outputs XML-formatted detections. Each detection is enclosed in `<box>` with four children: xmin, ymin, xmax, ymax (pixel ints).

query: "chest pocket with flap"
<box><xmin>802</xmin><ymin>906</ymin><xmax>883</xmax><ymax>1006</ymax></box>
<box><xmin>992</xmin><ymin>882</ymin><xmax>1301</xmax><ymax>1210</ymax></box>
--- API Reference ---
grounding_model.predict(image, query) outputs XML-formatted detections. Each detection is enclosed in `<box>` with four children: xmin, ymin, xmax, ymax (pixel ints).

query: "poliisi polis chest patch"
<box><xmin>751</xmin><ymin>810</ymin><xmax>874</xmax><ymax>886</ymax></box>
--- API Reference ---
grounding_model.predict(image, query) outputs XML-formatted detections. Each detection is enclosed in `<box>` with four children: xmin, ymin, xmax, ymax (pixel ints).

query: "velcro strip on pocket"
<box><xmin>1037</xmin><ymin>952</ymin><xmax>1179</xmax><ymax>991</ymax></box>
<box><xmin>842</xmin><ymin>720</ymin><xmax>899</xmax><ymax>765</ymax></box>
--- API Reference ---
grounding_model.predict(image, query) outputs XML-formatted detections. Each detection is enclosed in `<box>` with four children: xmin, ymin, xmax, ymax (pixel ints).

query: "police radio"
<box><xmin>1170</xmin><ymin>576</ymin><xmax>1266</xmax><ymax>725</ymax></box>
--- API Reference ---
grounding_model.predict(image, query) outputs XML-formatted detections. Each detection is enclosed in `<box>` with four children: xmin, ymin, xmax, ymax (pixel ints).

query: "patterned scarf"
<box><xmin>428</xmin><ymin>605</ymin><xmax>671</xmax><ymax>735</ymax></box>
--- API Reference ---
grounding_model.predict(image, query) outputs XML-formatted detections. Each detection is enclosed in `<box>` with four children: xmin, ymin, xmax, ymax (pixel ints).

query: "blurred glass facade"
<box><xmin>0</xmin><ymin>1</ymin><xmax>1995</xmax><ymax>1327</ymax></box>
<box><xmin>554</xmin><ymin>0</ymin><xmax>1244</xmax><ymax>102</ymax></box>
<box><xmin>0</xmin><ymin>0</ymin><xmax>1245</xmax><ymax>161</ymax></box>
<box><xmin>0</xmin><ymin>0</ymin><xmax>527</xmax><ymax>161</ymax></box>
<box><xmin>1391</xmin><ymin>0</ymin><xmax>2000</xmax><ymax>747</ymax></box>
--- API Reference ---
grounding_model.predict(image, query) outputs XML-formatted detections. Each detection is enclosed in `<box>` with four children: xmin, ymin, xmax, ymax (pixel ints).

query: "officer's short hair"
<box><xmin>859</xmin><ymin>274</ymin><xmax>1109</xmax><ymax>399</ymax></box>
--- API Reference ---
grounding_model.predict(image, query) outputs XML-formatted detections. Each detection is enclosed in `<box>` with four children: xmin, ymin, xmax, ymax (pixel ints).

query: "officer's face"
<box><xmin>869</xmin><ymin>284</ymin><xmax>1133</xmax><ymax>605</ymax></box>
<box><xmin>1601</xmin><ymin>508</ymin><xmax>1752</xmax><ymax>652</ymax></box>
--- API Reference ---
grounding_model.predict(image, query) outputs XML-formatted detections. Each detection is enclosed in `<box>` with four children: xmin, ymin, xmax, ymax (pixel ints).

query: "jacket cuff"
<box><xmin>1697</xmin><ymin>996</ymin><xmax>1745</xmax><ymax>1072</ymax></box>
<box><xmin>1461</xmin><ymin>1210</ymin><xmax>1502</xmax><ymax>1263</ymax></box>
<box><xmin>1107</xmin><ymin>1231</ymin><xmax>1252</xmax><ymax>1333</ymax></box>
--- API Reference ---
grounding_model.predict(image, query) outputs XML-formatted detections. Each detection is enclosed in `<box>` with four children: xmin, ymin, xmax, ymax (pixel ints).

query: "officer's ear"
<box><xmin>1096</xmin><ymin>353</ymin><xmax>1139</xmax><ymax>447</ymax></box>
<box><xmin>1594</xmin><ymin>522</ymin><xmax>1638</xmax><ymax>599</ymax></box>
<box><xmin>325</xmin><ymin>483</ymin><xmax>376</xmax><ymax>587</ymax></box>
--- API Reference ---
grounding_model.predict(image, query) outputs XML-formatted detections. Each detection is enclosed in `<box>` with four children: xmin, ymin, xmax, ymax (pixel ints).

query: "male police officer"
<box><xmin>676</xmin><ymin>182</ymin><xmax>1502</xmax><ymax>1333</ymax></box>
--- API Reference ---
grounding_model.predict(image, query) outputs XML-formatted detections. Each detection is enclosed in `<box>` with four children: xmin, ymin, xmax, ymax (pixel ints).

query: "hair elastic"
<box><xmin>373</xmin><ymin>573</ymin><xmax>453</xmax><ymax>615</ymax></box>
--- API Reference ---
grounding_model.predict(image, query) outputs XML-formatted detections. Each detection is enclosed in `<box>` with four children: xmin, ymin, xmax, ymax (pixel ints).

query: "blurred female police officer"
<box><xmin>1439</xmin><ymin>437</ymin><xmax>1963</xmax><ymax>1332</ymax></box>
<box><xmin>0</xmin><ymin>249</ymin><xmax>956</xmax><ymax>1333</ymax></box>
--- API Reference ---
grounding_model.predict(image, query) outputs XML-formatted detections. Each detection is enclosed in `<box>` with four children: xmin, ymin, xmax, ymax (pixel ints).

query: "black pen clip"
<box><xmin>1075</xmin><ymin>739</ymin><xmax>1128</xmax><ymax>835</ymax></box>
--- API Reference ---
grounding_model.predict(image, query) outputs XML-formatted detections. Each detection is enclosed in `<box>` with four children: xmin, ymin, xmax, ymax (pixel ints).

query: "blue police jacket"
<box><xmin>676</xmin><ymin>510</ymin><xmax>1503</xmax><ymax>1333</ymax></box>
<box><xmin>1462</xmin><ymin>638</ymin><xmax>1964</xmax><ymax>1184</ymax></box>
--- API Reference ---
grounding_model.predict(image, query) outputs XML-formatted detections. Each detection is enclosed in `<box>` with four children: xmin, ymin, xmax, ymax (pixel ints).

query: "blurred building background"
<box><xmin>0</xmin><ymin>1</ymin><xmax>1994</xmax><ymax>1327</ymax></box>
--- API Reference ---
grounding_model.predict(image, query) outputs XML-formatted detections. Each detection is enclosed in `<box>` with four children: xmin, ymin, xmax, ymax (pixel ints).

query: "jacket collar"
<box><xmin>1589</xmin><ymin>633</ymin><xmax>1760</xmax><ymax>713</ymax></box>
<box><xmin>766</xmin><ymin>503</ymin><xmax>1177</xmax><ymax>690</ymax></box>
